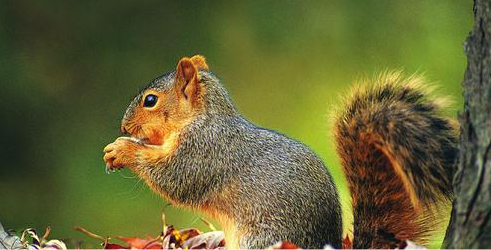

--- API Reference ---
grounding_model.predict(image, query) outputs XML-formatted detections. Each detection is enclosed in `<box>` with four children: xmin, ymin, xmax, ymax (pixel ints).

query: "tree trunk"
<box><xmin>443</xmin><ymin>0</ymin><xmax>491</xmax><ymax>248</ymax></box>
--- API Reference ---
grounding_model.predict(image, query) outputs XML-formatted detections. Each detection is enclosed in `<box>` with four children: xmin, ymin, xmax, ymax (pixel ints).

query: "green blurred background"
<box><xmin>0</xmin><ymin>0</ymin><xmax>472</xmax><ymax>248</ymax></box>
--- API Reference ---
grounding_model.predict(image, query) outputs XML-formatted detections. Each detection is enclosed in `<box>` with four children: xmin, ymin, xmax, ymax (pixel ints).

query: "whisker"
<box><xmin>118</xmin><ymin>172</ymin><xmax>137</xmax><ymax>179</ymax></box>
<box><xmin>115</xmin><ymin>177</ymin><xmax>145</xmax><ymax>200</ymax></box>
<box><xmin>124</xmin><ymin>179</ymin><xmax>146</xmax><ymax>200</ymax></box>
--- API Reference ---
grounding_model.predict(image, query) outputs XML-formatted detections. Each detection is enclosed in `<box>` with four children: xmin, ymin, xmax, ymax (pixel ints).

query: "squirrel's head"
<box><xmin>121</xmin><ymin>55</ymin><xmax>210</xmax><ymax>145</ymax></box>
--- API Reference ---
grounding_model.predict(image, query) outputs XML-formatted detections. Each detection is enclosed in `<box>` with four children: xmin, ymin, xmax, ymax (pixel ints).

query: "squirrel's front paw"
<box><xmin>103</xmin><ymin>137</ymin><xmax>142</xmax><ymax>173</ymax></box>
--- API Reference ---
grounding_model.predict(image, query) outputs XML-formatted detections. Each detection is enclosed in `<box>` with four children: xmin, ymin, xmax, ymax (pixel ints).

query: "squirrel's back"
<box><xmin>229</xmin><ymin>122</ymin><xmax>343</xmax><ymax>248</ymax></box>
<box><xmin>334</xmin><ymin>72</ymin><xmax>458</xmax><ymax>248</ymax></box>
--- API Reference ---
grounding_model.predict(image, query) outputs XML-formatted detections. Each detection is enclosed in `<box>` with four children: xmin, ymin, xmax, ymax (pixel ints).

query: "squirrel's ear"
<box><xmin>175</xmin><ymin>57</ymin><xmax>201</xmax><ymax>103</ymax></box>
<box><xmin>190</xmin><ymin>55</ymin><xmax>209</xmax><ymax>71</ymax></box>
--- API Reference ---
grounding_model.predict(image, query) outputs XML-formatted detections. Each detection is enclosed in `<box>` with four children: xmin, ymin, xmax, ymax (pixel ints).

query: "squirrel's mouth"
<box><xmin>121</xmin><ymin>119</ymin><xmax>167</xmax><ymax>146</ymax></box>
<box><xmin>122</xmin><ymin>128</ymin><xmax>164</xmax><ymax>146</ymax></box>
<box><xmin>124</xmin><ymin>136</ymin><xmax>147</xmax><ymax>145</ymax></box>
<box><xmin>121</xmin><ymin>133</ymin><xmax>159</xmax><ymax>146</ymax></box>
<box><xmin>121</xmin><ymin>129</ymin><xmax>145</xmax><ymax>144</ymax></box>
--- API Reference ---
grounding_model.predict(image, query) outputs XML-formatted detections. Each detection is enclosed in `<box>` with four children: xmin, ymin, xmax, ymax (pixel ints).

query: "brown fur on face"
<box><xmin>121</xmin><ymin>55</ymin><xmax>208</xmax><ymax>146</ymax></box>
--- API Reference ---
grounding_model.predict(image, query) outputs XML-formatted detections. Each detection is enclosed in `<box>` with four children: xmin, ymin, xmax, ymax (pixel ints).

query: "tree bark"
<box><xmin>443</xmin><ymin>0</ymin><xmax>491</xmax><ymax>248</ymax></box>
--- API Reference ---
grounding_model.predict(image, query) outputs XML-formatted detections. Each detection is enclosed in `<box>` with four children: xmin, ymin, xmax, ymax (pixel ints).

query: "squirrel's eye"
<box><xmin>143</xmin><ymin>94</ymin><xmax>158</xmax><ymax>108</ymax></box>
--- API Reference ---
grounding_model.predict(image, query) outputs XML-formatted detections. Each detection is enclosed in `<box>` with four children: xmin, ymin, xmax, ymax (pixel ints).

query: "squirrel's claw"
<box><xmin>105</xmin><ymin>164</ymin><xmax>111</xmax><ymax>174</ymax></box>
<box><xmin>105</xmin><ymin>163</ymin><xmax>120</xmax><ymax>174</ymax></box>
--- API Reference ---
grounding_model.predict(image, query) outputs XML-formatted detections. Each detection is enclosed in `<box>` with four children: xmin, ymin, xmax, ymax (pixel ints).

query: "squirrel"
<box><xmin>103</xmin><ymin>55</ymin><xmax>458</xmax><ymax>249</ymax></box>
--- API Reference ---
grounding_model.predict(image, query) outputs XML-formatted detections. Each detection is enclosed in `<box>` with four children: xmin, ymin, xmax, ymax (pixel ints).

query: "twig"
<box><xmin>143</xmin><ymin>237</ymin><xmax>162</xmax><ymax>249</ymax></box>
<box><xmin>41</xmin><ymin>226</ymin><xmax>51</xmax><ymax>242</ymax></box>
<box><xmin>74</xmin><ymin>226</ymin><xmax>106</xmax><ymax>241</ymax></box>
<box><xmin>162</xmin><ymin>211</ymin><xmax>167</xmax><ymax>234</ymax></box>
<box><xmin>200</xmin><ymin>218</ymin><xmax>217</xmax><ymax>231</ymax></box>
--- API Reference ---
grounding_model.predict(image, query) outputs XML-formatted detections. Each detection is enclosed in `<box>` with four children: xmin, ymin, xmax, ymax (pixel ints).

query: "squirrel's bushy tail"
<box><xmin>334</xmin><ymin>72</ymin><xmax>458</xmax><ymax>248</ymax></box>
